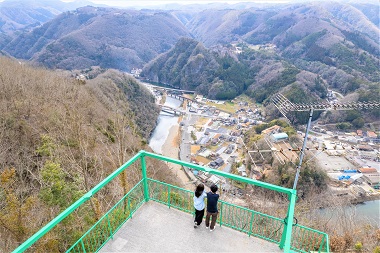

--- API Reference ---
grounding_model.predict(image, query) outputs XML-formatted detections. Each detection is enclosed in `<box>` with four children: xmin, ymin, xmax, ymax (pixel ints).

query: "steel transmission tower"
<box><xmin>272</xmin><ymin>93</ymin><xmax>380</xmax><ymax>190</ymax></box>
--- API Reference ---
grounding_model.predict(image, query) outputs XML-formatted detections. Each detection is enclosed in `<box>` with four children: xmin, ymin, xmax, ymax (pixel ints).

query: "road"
<box><xmin>179</xmin><ymin>113</ymin><xmax>198</xmax><ymax>183</ymax></box>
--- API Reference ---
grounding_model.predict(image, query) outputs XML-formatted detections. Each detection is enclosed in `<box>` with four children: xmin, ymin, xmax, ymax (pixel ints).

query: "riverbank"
<box><xmin>350</xmin><ymin>194</ymin><xmax>380</xmax><ymax>204</ymax></box>
<box><xmin>161</xmin><ymin>124</ymin><xmax>193</xmax><ymax>190</ymax></box>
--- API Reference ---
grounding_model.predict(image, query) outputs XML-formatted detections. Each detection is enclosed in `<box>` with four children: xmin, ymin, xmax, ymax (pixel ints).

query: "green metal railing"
<box><xmin>147</xmin><ymin>178</ymin><xmax>329</xmax><ymax>253</ymax></box>
<box><xmin>65</xmin><ymin>180</ymin><xmax>145</xmax><ymax>253</ymax></box>
<box><xmin>12</xmin><ymin>150</ymin><xmax>329</xmax><ymax>253</ymax></box>
<box><xmin>291</xmin><ymin>224</ymin><xmax>329</xmax><ymax>253</ymax></box>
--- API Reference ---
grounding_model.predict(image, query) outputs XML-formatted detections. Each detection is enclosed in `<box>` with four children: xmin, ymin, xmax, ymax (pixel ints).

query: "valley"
<box><xmin>144</xmin><ymin>83</ymin><xmax>379</xmax><ymax>225</ymax></box>
<box><xmin>0</xmin><ymin>0</ymin><xmax>379</xmax><ymax>252</ymax></box>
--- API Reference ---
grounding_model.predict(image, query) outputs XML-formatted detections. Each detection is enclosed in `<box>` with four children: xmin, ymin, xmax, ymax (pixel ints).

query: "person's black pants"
<box><xmin>194</xmin><ymin>208</ymin><xmax>205</xmax><ymax>225</ymax></box>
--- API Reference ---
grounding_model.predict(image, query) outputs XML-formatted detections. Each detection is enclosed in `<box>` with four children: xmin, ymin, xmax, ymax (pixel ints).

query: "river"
<box><xmin>355</xmin><ymin>199</ymin><xmax>380</xmax><ymax>225</ymax></box>
<box><xmin>149</xmin><ymin>96</ymin><xmax>182</xmax><ymax>154</ymax></box>
<box><xmin>317</xmin><ymin>199</ymin><xmax>380</xmax><ymax>227</ymax></box>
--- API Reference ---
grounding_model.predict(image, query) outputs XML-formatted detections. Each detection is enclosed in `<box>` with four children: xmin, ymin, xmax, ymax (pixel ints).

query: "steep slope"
<box><xmin>3</xmin><ymin>6</ymin><xmax>192</xmax><ymax>71</ymax></box>
<box><xmin>90</xmin><ymin>69</ymin><xmax>161</xmax><ymax>139</ymax></box>
<box><xmin>352</xmin><ymin>2</ymin><xmax>380</xmax><ymax>27</ymax></box>
<box><xmin>142</xmin><ymin>38</ymin><xmax>327</xmax><ymax>105</ymax></box>
<box><xmin>0</xmin><ymin>56</ymin><xmax>175</xmax><ymax>252</ymax></box>
<box><xmin>186</xmin><ymin>8</ymin><xmax>275</xmax><ymax>47</ymax></box>
<box><xmin>142</xmin><ymin>37</ymin><xmax>219</xmax><ymax>92</ymax></box>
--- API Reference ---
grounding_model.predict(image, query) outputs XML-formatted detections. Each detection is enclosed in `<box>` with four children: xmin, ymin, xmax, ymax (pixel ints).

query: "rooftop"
<box><xmin>272</xmin><ymin>133</ymin><xmax>289</xmax><ymax>139</ymax></box>
<box><xmin>100</xmin><ymin>202</ymin><xmax>281</xmax><ymax>252</ymax></box>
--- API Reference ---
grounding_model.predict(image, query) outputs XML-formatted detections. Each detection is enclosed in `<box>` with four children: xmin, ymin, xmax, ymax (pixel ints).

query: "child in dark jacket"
<box><xmin>205</xmin><ymin>184</ymin><xmax>219</xmax><ymax>231</ymax></box>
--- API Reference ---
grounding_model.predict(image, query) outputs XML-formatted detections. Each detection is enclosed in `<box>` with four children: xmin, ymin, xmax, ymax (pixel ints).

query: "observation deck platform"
<box><xmin>14</xmin><ymin>151</ymin><xmax>329</xmax><ymax>253</ymax></box>
<box><xmin>100</xmin><ymin>202</ymin><xmax>281</xmax><ymax>252</ymax></box>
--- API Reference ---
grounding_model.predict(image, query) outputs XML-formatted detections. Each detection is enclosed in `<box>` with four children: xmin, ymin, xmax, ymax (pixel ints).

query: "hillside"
<box><xmin>0</xmin><ymin>0</ymin><xmax>93</xmax><ymax>48</ymax></box>
<box><xmin>187</xmin><ymin>2</ymin><xmax>379</xmax><ymax>46</ymax></box>
<box><xmin>186</xmin><ymin>8</ymin><xmax>274</xmax><ymax>47</ymax></box>
<box><xmin>2</xmin><ymin>6</ymin><xmax>192</xmax><ymax>71</ymax></box>
<box><xmin>89</xmin><ymin>69</ymin><xmax>161</xmax><ymax>139</ymax></box>
<box><xmin>185</xmin><ymin>2</ymin><xmax>380</xmax><ymax>95</ymax></box>
<box><xmin>0</xmin><ymin>57</ymin><xmax>177</xmax><ymax>252</ymax></box>
<box><xmin>141</xmin><ymin>33</ymin><xmax>378</xmax><ymax>124</ymax></box>
<box><xmin>1</xmin><ymin>1</ymin><xmax>379</xmax><ymax>114</ymax></box>
<box><xmin>2</xmin><ymin>1</ymin><xmax>378</xmax><ymax>91</ymax></box>
<box><xmin>141</xmin><ymin>38</ymin><xmax>327</xmax><ymax>109</ymax></box>
<box><xmin>142</xmin><ymin>38</ymin><xmax>219</xmax><ymax>92</ymax></box>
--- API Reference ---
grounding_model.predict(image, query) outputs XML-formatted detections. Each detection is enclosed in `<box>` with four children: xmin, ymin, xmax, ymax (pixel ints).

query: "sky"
<box><xmin>63</xmin><ymin>0</ymin><xmax>290</xmax><ymax>7</ymax></box>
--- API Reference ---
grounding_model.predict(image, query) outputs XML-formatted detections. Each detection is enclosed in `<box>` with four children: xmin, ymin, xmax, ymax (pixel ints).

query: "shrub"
<box><xmin>355</xmin><ymin>242</ymin><xmax>363</xmax><ymax>252</ymax></box>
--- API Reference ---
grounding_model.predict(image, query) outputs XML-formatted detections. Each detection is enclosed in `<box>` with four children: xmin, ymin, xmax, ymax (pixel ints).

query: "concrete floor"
<box><xmin>100</xmin><ymin>202</ymin><xmax>282</xmax><ymax>252</ymax></box>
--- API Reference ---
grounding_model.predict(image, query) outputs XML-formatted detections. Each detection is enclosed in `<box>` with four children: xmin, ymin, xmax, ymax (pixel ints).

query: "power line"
<box><xmin>272</xmin><ymin>93</ymin><xmax>380</xmax><ymax>113</ymax></box>
<box><xmin>271</xmin><ymin>93</ymin><xmax>379</xmax><ymax>190</ymax></box>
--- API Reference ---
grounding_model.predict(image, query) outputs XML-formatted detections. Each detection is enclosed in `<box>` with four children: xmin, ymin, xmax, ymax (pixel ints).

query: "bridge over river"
<box><xmin>167</xmin><ymin>93</ymin><xmax>202</xmax><ymax>105</ymax></box>
<box><xmin>159</xmin><ymin>104</ymin><xmax>184</xmax><ymax>115</ymax></box>
<box><xmin>142</xmin><ymin>82</ymin><xmax>195</xmax><ymax>94</ymax></box>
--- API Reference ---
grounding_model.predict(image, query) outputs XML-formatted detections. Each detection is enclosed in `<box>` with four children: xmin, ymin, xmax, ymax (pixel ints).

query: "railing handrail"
<box><xmin>147</xmin><ymin>179</ymin><xmax>329</xmax><ymax>253</ymax></box>
<box><xmin>12</xmin><ymin>151</ymin><xmax>143</xmax><ymax>253</ymax></box>
<box><xmin>143</xmin><ymin>151</ymin><xmax>296</xmax><ymax>195</ymax></box>
<box><xmin>65</xmin><ymin>179</ymin><xmax>144</xmax><ymax>252</ymax></box>
<box><xmin>141</xmin><ymin>151</ymin><xmax>299</xmax><ymax>252</ymax></box>
<box><xmin>294</xmin><ymin>223</ymin><xmax>329</xmax><ymax>235</ymax></box>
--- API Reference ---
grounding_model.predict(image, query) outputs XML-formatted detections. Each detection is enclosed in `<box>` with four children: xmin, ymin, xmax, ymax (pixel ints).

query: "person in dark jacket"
<box><xmin>205</xmin><ymin>184</ymin><xmax>219</xmax><ymax>231</ymax></box>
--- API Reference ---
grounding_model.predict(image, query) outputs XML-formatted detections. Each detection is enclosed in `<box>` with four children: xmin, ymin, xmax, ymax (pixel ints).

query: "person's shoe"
<box><xmin>210</xmin><ymin>227</ymin><xmax>215</xmax><ymax>232</ymax></box>
<box><xmin>205</xmin><ymin>226</ymin><xmax>209</xmax><ymax>229</ymax></box>
<box><xmin>194</xmin><ymin>222</ymin><xmax>198</xmax><ymax>228</ymax></box>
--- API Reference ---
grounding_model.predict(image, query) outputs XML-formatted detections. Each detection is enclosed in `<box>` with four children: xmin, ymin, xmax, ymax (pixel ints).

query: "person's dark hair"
<box><xmin>210</xmin><ymin>184</ymin><xmax>218</xmax><ymax>193</ymax></box>
<box><xmin>195</xmin><ymin>183</ymin><xmax>205</xmax><ymax>198</ymax></box>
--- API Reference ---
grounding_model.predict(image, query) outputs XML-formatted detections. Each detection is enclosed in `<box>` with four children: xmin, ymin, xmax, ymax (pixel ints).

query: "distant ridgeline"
<box><xmin>0</xmin><ymin>6</ymin><xmax>191</xmax><ymax>71</ymax></box>
<box><xmin>0</xmin><ymin>1</ymin><xmax>378</xmax><ymax>123</ymax></box>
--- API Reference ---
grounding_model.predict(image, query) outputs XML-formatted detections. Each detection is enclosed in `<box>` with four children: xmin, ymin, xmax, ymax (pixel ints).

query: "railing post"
<box><xmin>127</xmin><ymin>196</ymin><xmax>132</xmax><ymax>219</ymax></box>
<box><xmin>279</xmin><ymin>190</ymin><xmax>297</xmax><ymax>252</ymax></box>
<box><xmin>168</xmin><ymin>186</ymin><xmax>171</xmax><ymax>208</ymax></box>
<box><xmin>106</xmin><ymin>214</ymin><xmax>113</xmax><ymax>238</ymax></box>
<box><xmin>219</xmin><ymin>202</ymin><xmax>223</xmax><ymax>227</ymax></box>
<box><xmin>325</xmin><ymin>233</ymin><xmax>330</xmax><ymax>253</ymax></box>
<box><xmin>248</xmin><ymin>211</ymin><xmax>255</xmax><ymax>237</ymax></box>
<box><xmin>318</xmin><ymin>234</ymin><xmax>325</xmax><ymax>253</ymax></box>
<box><xmin>140</xmin><ymin>153</ymin><xmax>149</xmax><ymax>202</ymax></box>
<box><xmin>80</xmin><ymin>239</ymin><xmax>87</xmax><ymax>253</ymax></box>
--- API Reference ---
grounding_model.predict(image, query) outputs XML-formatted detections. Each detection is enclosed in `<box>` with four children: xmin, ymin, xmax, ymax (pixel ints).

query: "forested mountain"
<box><xmin>142</xmin><ymin>38</ymin><xmax>219</xmax><ymax>93</ymax></box>
<box><xmin>185</xmin><ymin>2</ymin><xmax>379</xmax><ymax>90</ymax></box>
<box><xmin>0</xmin><ymin>0</ymin><xmax>93</xmax><ymax>48</ymax></box>
<box><xmin>141</xmin><ymin>38</ymin><xmax>327</xmax><ymax>108</ymax></box>
<box><xmin>1</xmin><ymin>1</ymin><xmax>379</xmax><ymax>108</ymax></box>
<box><xmin>141</xmin><ymin>1</ymin><xmax>379</xmax><ymax>117</ymax></box>
<box><xmin>141</xmin><ymin>1</ymin><xmax>379</xmax><ymax>123</ymax></box>
<box><xmin>186</xmin><ymin>2</ymin><xmax>379</xmax><ymax>47</ymax></box>
<box><xmin>0</xmin><ymin>57</ymin><xmax>176</xmax><ymax>252</ymax></box>
<box><xmin>2</xmin><ymin>6</ymin><xmax>191</xmax><ymax>70</ymax></box>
